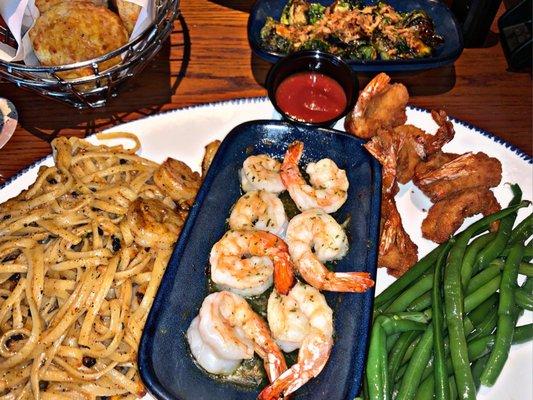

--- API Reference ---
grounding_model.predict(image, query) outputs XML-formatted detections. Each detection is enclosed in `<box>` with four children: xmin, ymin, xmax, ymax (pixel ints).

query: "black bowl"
<box><xmin>265</xmin><ymin>51</ymin><xmax>358</xmax><ymax>128</ymax></box>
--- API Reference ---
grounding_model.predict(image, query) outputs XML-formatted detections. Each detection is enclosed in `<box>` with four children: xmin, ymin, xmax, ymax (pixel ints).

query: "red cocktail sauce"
<box><xmin>275</xmin><ymin>72</ymin><xmax>347</xmax><ymax>123</ymax></box>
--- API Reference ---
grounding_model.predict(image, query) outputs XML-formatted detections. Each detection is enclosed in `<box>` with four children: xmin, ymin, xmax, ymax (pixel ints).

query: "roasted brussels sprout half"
<box><xmin>260</xmin><ymin>18</ymin><xmax>292</xmax><ymax>53</ymax></box>
<box><xmin>280</xmin><ymin>0</ymin><xmax>310</xmax><ymax>26</ymax></box>
<box><xmin>308</xmin><ymin>3</ymin><xmax>326</xmax><ymax>24</ymax></box>
<box><xmin>300</xmin><ymin>38</ymin><xmax>331</xmax><ymax>51</ymax></box>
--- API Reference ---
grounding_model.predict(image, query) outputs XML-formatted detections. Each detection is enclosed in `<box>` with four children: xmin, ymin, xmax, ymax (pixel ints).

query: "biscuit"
<box><xmin>29</xmin><ymin>2</ymin><xmax>128</xmax><ymax>79</ymax></box>
<box><xmin>116</xmin><ymin>0</ymin><xmax>141</xmax><ymax>35</ymax></box>
<box><xmin>35</xmin><ymin>0</ymin><xmax>108</xmax><ymax>14</ymax></box>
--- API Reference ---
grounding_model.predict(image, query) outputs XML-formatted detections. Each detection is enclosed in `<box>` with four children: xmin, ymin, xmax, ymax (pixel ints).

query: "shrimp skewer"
<box><xmin>229</xmin><ymin>190</ymin><xmax>288</xmax><ymax>237</ymax></box>
<box><xmin>187</xmin><ymin>291</ymin><xmax>287</xmax><ymax>382</ymax></box>
<box><xmin>210</xmin><ymin>230</ymin><xmax>295</xmax><ymax>296</ymax></box>
<box><xmin>280</xmin><ymin>141</ymin><xmax>349</xmax><ymax>214</ymax></box>
<box><xmin>286</xmin><ymin>209</ymin><xmax>374</xmax><ymax>292</ymax></box>
<box><xmin>240</xmin><ymin>155</ymin><xmax>286</xmax><ymax>194</ymax></box>
<box><xmin>259</xmin><ymin>282</ymin><xmax>333</xmax><ymax>399</ymax></box>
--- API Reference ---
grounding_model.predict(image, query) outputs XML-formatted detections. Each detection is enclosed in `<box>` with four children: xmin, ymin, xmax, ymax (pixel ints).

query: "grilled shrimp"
<box><xmin>240</xmin><ymin>154</ymin><xmax>285</xmax><ymax>194</ymax></box>
<box><xmin>344</xmin><ymin>72</ymin><xmax>408</xmax><ymax>139</ymax></box>
<box><xmin>259</xmin><ymin>282</ymin><xmax>333</xmax><ymax>399</ymax></box>
<box><xmin>201</xmin><ymin>140</ymin><xmax>221</xmax><ymax>177</ymax></box>
<box><xmin>187</xmin><ymin>291</ymin><xmax>287</xmax><ymax>381</ymax></box>
<box><xmin>229</xmin><ymin>190</ymin><xmax>288</xmax><ymax>237</ymax></box>
<box><xmin>153</xmin><ymin>158</ymin><xmax>201</xmax><ymax>208</ymax></box>
<box><xmin>280</xmin><ymin>141</ymin><xmax>348</xmax><ymax>214</ymax></box>
<box><xmin>286</xmin><ymin>209</ymin><xmax>374</xmax><ymax>292</ymax></box>
<box><xmin>124</xmin><ymin>198</ymin><xmax>184</xmax><ymax>249</ymax></box>
<box><xmin>210</xmin><ymin>230</ymin><xmax>295</xmax><ymax>296</ymax></box>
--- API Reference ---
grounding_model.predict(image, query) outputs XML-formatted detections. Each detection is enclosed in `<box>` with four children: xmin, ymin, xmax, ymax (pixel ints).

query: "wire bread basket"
<box><xmin>0</xmin><ymin>0</ymin><xmax>180</xmax><ymax>109</ymax></box>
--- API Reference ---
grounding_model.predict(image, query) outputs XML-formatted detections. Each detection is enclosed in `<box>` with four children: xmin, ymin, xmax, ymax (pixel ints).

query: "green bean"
<box><xmin>366</xmin><ymin>314</ymin><xmax>429</xmax><ymax>400</ymax></box>
<box><xmin>515</xmin><ymin>286</ymin><xmax>533</xmax><ymax>310</ymax></box>
<box><xmin>474</xmin><ymin>184</ymin><xmax>522</xmax><ymax>272</ymax></box>
<box><xmin>387</xmin><ymin>331</ymin><xmax>420</xmax><ymax>396</ymax></box>
<box><xmin>466</xmin><ymin>263</ymin><xmax>503</xmax><ymax>294</ymax></box>
<box><xmin>467</xmin><ymin>310</ymin><xmax>498</xmax><ymax>341</ymax></box>
<box><xmin>432</xmin><ymin>242</ymin><xmax>452</xmax><ymax>400</ymax></box>
<box><xmin>385</xmin><ymin>273</ymin><xmax>433</xmax><ymax>313</ymax></box>
<box><xmin>461</xmin><ymin>232</ymin><xmax>496</xmax><ymax>288</ymax></box>
<box><xmin>501</xmin><ymin>241</ymin><xmax>533</xmax><ymax>258</ymax></box>
<box><xmin>444</xmin><ymin>229</ymin><xmax>478</xmax><ymax>399</ymax></box>
<box><xmin>366</xmin><ymin>322</ymin><xmax>387</xmax><ymax>400</ymax></box>
<box><xmin>514</xmin><ymin>323</ymin><xmax>533</xmax><ymax>343</ymax></box>
<box><xmin>467</xmin><ymin>260</ymin><xmax>533</xmax><ymax>294</ymax></box>
<box><xmin>375</xmin><ymin>244</ymin><xmax>445</xmax><ymax>310</ymax></box>
<box><xmin>480</xmin><ymin>243</ymin><xmax>524</xmax><ymax>386</ymax></box>
<box><xmin>466</xmin><ymin>293</ymin><xmax>498</xmax><ymax>326</ymax></box>
<box><xmin>519</xmin><ymin>262</ymin><xmax>533</xmax><ymax>277</ymax></box>
<box><xmin>396</xmin><ymin>326</ymin><xmax>434</xmax><ymax>400</ymax></box>
<box><xmin>406</xmin><ymin>292</ymin><xmax>432</xmax><ymax>312</ymax></box>
<box><xmin>472</xmin><ymin>354</ymin><xmax>490</xmax><ymax>390</ymax></box>
<box><xmin>464</xmin><ymin>276</ymin><xmax>501</xmax><ymax>314</ymax></box>
<box><xmin>416</xmin><ymin>322</ymin><xmax>532</xmax><ymax>400</ymax></box>
<box><xmin>508</xmin><ymin>213</ymin><xmax>533</xmax><ymax>245</ymax></box>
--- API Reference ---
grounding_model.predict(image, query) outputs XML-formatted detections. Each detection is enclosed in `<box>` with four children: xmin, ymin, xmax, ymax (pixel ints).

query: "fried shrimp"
<box><xmin>259</xmin><ymin>282</ymin><xmax>333</xmax><ymax>399</ymax></box>
<box><xmin>187</xmin><ymin>291</ymin><xmax>287</xmax><ymax>381</ymax></box>
<box><xmin>210</xmin><ymin>230</ymin><xmax>295</xmax><ymax>296</ymax></box>
<box><xmin>240</xmin><ymin>154</ymin><xmax>286</xmax><ymax>194</ymax></box>
<box><xmin>364</xmin><ymin>131</ymin><xmax>419</xmax><ymax>276</ymax></box>
<box><xmin>344</xmin><ymin>72</ymin><xmax>408</xmax><ymax>139</ymax></box>
<box><xmin>124</xmin><ymin>198</ymin><xmax>184</xmax><ymax>249</ymax></box>
<box><xmin>394</xmin><ymin>109</ymin><xmax>455</xmax><ymax>183</ymax></box>
<box><xmin>379</xmin><ymin>197</ymin><xmax>419</xmax><ymax>276</ymax></box>
<box><xmin>153</xmin><ymin>157</ymin><xmax>201</xmax><ymax>208</ymax></box>
<box><xmin>286</xmin><ymin>209</ymin><xmax>374</xmax><ymax>292</ymax></box>
<box><xmin>229</xmin><ymin>190</ymin><xmax>288</xmax><ymax>237</ymax></box>
<box><xmin>281</xmin><ymin>141</ymin><xmax>349</xmax><ymax>214</ymax></box>
<box><xmin>422</xmin><ymin>187</ymin><xmax>501</xmax><ymax>243</ymax></box>
<box><xmin>414</xmin><ymin>151</ymin><xmax>503</xmax><ymax>202</ymax></box>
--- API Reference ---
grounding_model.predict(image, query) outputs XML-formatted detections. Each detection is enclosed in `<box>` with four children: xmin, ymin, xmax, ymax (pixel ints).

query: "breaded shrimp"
<box><xmin>414</xmin><ymin>152</ymin><xmax>503</xmax><ymax>202</ymax></box>
<box><xmin>344</xmin><ymin>72</ymin><xmax>409</xmax><ymax>139</ymax></box>
<box><xmin>422</xmin><ymin>187</ymin><xmax>501</xmax><ymax>243</ymax></box>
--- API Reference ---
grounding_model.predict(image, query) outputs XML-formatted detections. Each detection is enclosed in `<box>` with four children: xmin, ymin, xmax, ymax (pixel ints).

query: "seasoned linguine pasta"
<box><xmin>0</xmin><ymin>133</ymin><xmax>202</xmax><ymax>398</ymax></box>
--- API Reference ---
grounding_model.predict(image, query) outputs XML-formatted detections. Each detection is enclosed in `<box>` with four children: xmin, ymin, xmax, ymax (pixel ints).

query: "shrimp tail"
<box><xmin>273</xmin><ymin>253</ymin><xmax>295</xmax><ymax>295</ymax></box>
<box><xmin>415</xmin><ymin>110</ymin><xmax>455</xmax><ymax>156</ymax></box>
<box><xmin>258</xmin><ymin>334</ymin><xmax>332</xmax><ymax>400</ymax></box>
<box><xmin>322</xmin><ymin>271</ymin><xmax>375</xmax><ymax>293</ymax></box>
<box><xmin>346</xmin><ymin>72</ymin><xmax>391</xmax><ymax>123</ymax></box>
<box><xmin>261</xmin><ymin>233</ymin><xmax>295</xmax><ymax>295</ymax></box>
<box><xmin>280</xmin><ymin>141</ymin><xmax>304</xmax><ymax>188</ymax></box>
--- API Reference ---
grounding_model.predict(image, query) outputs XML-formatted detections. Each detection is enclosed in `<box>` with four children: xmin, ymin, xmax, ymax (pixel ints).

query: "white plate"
<box><xmin>1</xmin><ymin>98</ymin><xmax>531</xmax><ymax>399</ymax></box>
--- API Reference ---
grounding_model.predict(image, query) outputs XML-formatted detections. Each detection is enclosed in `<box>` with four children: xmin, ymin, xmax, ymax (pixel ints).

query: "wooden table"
<box><xmin>0</xmin><ymin>0</ymin><xmax>531</xmax><ymax>182</ymax></box>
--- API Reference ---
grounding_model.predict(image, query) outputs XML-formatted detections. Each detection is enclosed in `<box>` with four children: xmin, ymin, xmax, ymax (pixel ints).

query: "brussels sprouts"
<box><xmin>308</xmin><ymin>3</ymin><xmax>326</xmax><ymax>24</ymax></box>
<box><xmin>280</xmin><ymin>0</ymin><xmax>310</xmax><ymax>25</ymax></box>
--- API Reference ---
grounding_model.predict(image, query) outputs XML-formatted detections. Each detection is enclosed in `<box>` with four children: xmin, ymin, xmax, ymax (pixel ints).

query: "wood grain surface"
<box><xmin>0</xmin><ymin>0</ymin><xmax>531</xmax><ymax>183</ymax></box>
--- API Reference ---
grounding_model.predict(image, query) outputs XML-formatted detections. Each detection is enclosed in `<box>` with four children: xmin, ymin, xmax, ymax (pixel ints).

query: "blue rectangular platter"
<box><xmin>139</xmin><ymin>120</ymin><xmax>382</xmax><ymax>400</ymax></box>
<box><xmin>248</xmin><ymin>0</ymin><xmax>464</xmax><ymax>72</ymax></box>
